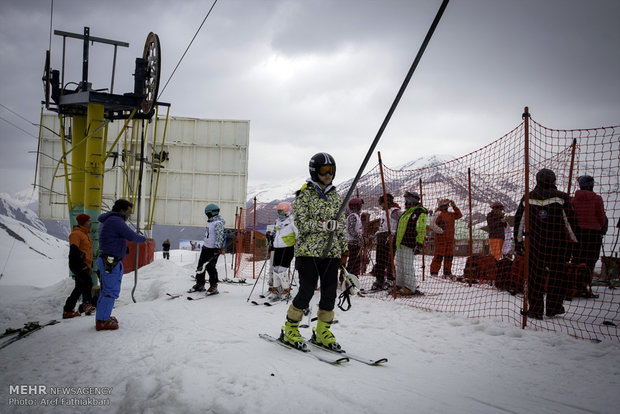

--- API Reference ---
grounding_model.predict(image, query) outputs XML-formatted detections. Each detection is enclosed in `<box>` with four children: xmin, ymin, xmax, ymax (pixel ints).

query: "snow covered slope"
<box><xmin>0</xmin><ymin>214</ymin><xmax>68</xmax><ymax>287</ymax></box>
<box><xmin>0</xmin><ymin>237</ymin><xmax>619</xmax><ymax>413</ymax></box>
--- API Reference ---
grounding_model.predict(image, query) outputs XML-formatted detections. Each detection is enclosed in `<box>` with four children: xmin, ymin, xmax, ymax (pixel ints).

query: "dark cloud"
<box><xmin>1</xmin><ymin>0</ymin><xmax>619</xmax><ymax>195</ymax></box>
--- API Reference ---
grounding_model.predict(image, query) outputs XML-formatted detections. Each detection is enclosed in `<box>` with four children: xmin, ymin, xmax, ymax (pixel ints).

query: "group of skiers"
<box><xmin>63</xmin><ymin>151</ymin><xmax>608</xmax><ymax>344</ymax></box>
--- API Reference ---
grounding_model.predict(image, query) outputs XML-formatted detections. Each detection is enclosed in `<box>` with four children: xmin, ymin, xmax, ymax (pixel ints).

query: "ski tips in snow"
<box><xmin>166</xmin><ymin>293</ymin><xmax>183</xmax><ymax>299</ymax></box>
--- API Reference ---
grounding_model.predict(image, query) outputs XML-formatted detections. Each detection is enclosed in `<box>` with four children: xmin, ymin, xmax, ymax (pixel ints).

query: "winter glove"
<box><xmin>317</xmin><ymin>219</ymin><xmax>339</xmax><ymax>232</ymax></box>
<box><xmin>413</xmin><ymin>243</ymin><xmax>423</xmax><ymax>254</ymax></box>
<box><xmin>266</xmin><ymin>231</ymin><xmax>274</xmax><ymax>244</ymax></box>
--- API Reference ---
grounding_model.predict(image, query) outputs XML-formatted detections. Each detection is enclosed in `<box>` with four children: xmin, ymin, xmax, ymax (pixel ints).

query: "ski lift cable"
<box><xmin>0</xmin><ymin>103</ymin><xmax>37</xmax><ymax>127</ymax></box>
<box><xmin>158</xmin><ymin>0</ymin><xmax>219</xmax><ymax>99</ymax></box>
<box><xmin>0</xmin><ymin>116</ymin><xmax>38</xmax><ymax>139</ymax></box>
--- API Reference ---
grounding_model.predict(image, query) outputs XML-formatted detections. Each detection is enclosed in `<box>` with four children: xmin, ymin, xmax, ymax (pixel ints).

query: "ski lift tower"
<box><xmin>42</xmin><ymin>27</ymin><xmax>164</xmax><ymax>276</ymax></box>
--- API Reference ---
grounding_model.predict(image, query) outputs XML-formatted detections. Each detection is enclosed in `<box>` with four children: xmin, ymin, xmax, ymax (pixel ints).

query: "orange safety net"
<box><xmin>236</xmin><ymin>112</ymin><xmax>619</xmax><ymax>342</ymax></box>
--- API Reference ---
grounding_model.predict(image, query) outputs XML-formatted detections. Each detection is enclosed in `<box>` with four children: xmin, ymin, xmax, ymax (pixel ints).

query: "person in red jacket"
<box><xmin>430</xmin><ymin>199</ymin><xmax>462</xmax><ymax>278</ymax></box>
<box><xmin>64</xmin><ymin>214</ymin><xmax>95</xmax><ymax>319</ymax></box>
<box><xmin>571</xmin><ymin>175</ymin><xmax>608</xmax><ymax>276</ymax></box>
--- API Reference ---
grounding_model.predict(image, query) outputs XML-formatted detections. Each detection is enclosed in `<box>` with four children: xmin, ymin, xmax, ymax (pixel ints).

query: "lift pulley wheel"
<box><xmin>141</xmin><ymin>32</ymin><xmax>161</xmax><ymax>114</ymax></box>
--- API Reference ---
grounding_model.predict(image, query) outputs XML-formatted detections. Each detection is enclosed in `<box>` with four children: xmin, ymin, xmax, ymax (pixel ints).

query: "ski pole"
<box><xmin>246</xmin><ymin>248</ymin><xmax>270</xmax><ymax>302</ymax></box>
<box><xmin>321</xmin><ymin>0</ymin><xmax>450</xmax><ymax>258</ymax></box>
<box><xmin>223</xmin><ymin>251</ymin><xmax>228</xmax><ymax>281</ymax></box>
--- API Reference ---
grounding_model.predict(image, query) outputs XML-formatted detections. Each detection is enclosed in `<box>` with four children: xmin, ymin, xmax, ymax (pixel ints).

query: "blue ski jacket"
<box><xmin>98</xmin><ymin>211</ymin><xmax>146</xmax><ymax>259</ymax></box>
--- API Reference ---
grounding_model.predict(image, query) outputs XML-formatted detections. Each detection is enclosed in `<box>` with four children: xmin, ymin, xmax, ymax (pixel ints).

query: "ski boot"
<box><xmin>62</xmin><ymin>310</ymin><xmax>81</xmax><ymax>319</ymax></box>
<box><xmin>281</xmin><ymin>287</ymin><xmax>292</xmax><ymax>301</ymax></box>
<box><xmin>280</xmin><ymin>318</ymin><xmax>306</xmax><ymax>351</ymax></box>
<box><xmin>267</xmin><ymin>286</ymin><xmax>280</xmax><ymax>301</ymax></box>
<box><xmin>95</xmin><ymin>317</ymin><xmax>119</xmax><ymax>331</ymax></box>
<box><xmin>312</xmin><ymin>319</ymin><xmax>342</xmax><ymax>352</ymax></box>
<box><xmin>79</xmin><ymin>303</ymin><xmax>95</xmax><ymax>315</ymax></box>
<box><xmin>189</xmin><ymin>283</ymin><xmax>206</xmax><ymax>293</ymax></box>
<box><xmin>206</xmin><ymin>283</ymin><xmax>218</xmax><ymax>295</ymax></box>
<box><xmin>371</xmin><ymin>280</ymin><xmax>384</xmax><ymax>291</ymax></box>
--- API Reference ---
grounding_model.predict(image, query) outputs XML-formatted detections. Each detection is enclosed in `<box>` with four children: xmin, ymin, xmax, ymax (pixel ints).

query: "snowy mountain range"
<box><xmin>0</xmin><ymin>191</ymin><xmax>46</xmax><ymax>233</ymax></box>
<box><xmin>246</xmin><ymin>154</ymin><xmax>523</xmax><ymax>228</ymax></box>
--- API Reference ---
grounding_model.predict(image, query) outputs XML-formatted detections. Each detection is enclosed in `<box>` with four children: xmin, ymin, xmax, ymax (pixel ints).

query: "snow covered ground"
<box><xmin>1</xmin><ymin>235</ymin><xmax>619</xmax><ymax>413</ymax></box>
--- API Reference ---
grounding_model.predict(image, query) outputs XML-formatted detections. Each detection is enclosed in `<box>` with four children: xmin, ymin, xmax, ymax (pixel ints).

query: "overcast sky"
<box><xmin>1</xmin><ymin>0</ymin><xmax>619</xmax><ymax>197</ymax></box>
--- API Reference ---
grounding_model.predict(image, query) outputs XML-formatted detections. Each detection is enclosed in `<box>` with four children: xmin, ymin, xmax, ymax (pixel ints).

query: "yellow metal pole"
<box><xmin>148</xmin><ymin>106</ymin><xmax>170</xmax><ymax>228</ymax></box>
<box><xmin>71</xmin><ymin>115</ymin><xmax>87</xmax><ymax>220</ymax></box>
<box><xmin>84</xmin><ymin>103</ymin><xmax>105</xmax><ymax>283</ymax></box>
<box><xmin>58</xmin><ymin>115</ymin><xmax>72</xmax><ymax>210</ymax></box>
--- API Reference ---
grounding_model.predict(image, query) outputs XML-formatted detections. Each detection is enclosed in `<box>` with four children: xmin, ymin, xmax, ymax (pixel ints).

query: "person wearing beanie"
<box><xmin>64</xmin><ymin>214</ymin><xmax>95</xmax><ymax>319</ymax></box>
<box><xmin>394</xmin><ymin>191</ymin><xmax>428</xmax><ymax>295</ymax></box>
<box><xmin>486</xmin><ymin>202</ymin><xmax>507</xmax><ymax>261</ymax></box>
<box><xmin>429</xmin><ymin>198</ymin><xmax>462</xmax><ymax>278</ymax></box>
<box><xmin>570</xmin><ymin>175</ymin><xmax>608</xmax><ymax>293</ymax></box>
<box><xmin>514</xmin><ymin>168</ymin><xmax>577</xmax><ymax>319</ymax></box>
<box><xmin>372</xmin><ymin>193</ymin><xmax>402</xmax><ymax>290</ymax></box>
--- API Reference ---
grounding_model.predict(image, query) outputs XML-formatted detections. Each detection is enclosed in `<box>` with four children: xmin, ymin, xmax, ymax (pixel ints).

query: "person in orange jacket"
<box><xmin>429</xmin><ymin>199</ymin><xmax>462</xmax><ymax>278</ymax></box>
<box><xmin>63</xmin><ymin>214</ymin><xmax>95</xmax><ymax>319</ymax></box>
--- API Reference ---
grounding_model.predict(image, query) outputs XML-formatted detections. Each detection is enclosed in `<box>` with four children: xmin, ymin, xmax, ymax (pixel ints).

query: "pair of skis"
<box><xmin>259</xmin><ymin>333</ymin><xmax>387</xmax><ymax>366</ymax></box>
<box><xmin>251</xmin><ymin>296</ymin><xmax>289</xmax><ymax>306</ymax></box>
<box><xmin>1</xmin><ymin>320</ymin><xmax>60</xmax><ymax>350</ymax></box>
<box><xmin>166</xmin><ymin>291</ymin><xmax>220</xmax><ymax>301</ymax></box>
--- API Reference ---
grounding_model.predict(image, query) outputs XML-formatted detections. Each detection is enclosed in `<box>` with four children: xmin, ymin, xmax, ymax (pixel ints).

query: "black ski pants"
<box><xmin>572</xmin><ymin>227</ymin><xmax>603</xmax><ymax>274</ymax></box>
<box><xmin>196</xmin><ymin>246</ymin><xmax>220</xmax><ymax>286</ymax></box>
<box><xmin>292</xmin><ymin>257</ymin><xmax>339</xmax><ymax>312</ymax></box>
<box><xmin>64</xmin><ymin>267</ymin><xmax>93</xmax><ymax>312</ymax></box>
<box><xmin>374</xmin><ymin>232</ymin><xmax>395</xmax><ymax>282</ymax></box>
<box><xmin>346</xmin><ymin>243</ymin><xmax>362</xmax><ymax>276</ymax></box>
<box><xmin>528</xmin><ymin>243</ymin><xmax>566</xmax><ymax>315</ymax></box>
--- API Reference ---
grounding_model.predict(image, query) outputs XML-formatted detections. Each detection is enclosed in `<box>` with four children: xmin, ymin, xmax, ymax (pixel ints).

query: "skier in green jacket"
<box><xmin>280</xmin><ymin>152</ymin><xmax>348</xmax><ymax>351</ymax></box>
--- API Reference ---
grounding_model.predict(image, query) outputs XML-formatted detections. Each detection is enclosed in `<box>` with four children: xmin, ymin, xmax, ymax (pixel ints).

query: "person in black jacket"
<box><xmin>162</xmin><ymin>239</ymin><xmax>171</xmax><ymax>260</ymax></box>
<box><xmin>514</xmin><ymin>168</ymin><xmax>577</xmax><ymax>319</ymax></box>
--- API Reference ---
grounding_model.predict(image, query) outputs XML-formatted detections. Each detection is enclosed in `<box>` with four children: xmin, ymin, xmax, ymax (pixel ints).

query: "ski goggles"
<box><xmin>317</xmin><ymin>165</ymin><xmax>335</xmax><ymax>176</ymax></box>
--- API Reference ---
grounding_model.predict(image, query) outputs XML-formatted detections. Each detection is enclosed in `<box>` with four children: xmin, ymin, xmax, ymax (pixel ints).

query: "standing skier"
<box><xmin>429</xmin><ymin>198</ymin><xmax>462</xmax><ymax>278</ymax></box>
<box><xmin>280</xmin><ymin>153</ymin><xmax>348</xmax><ymax>351</ymax></box>
<box><xmin>266</xmin><ymin>202</ymin><xmax>298</xmax><ymax>301</ymax></box>
<box><xmin>63</xmin><ymin>213</ymin><xmax>95</xmax><ymax>318</ymax></box>
<box><xmin>514</xmin><ymin>168</ymin><xmax>577</xmax><ymax>319</ymax></box>
<box><xmin>486</xmin><ymin>202</ymin><xmax>507</xmax><ymax>261</ymax></box>
<box><xmin>345</xmin><ymin>198</ymin><xmax>364</xmax><ymax>277</ymax></box>
<box><xmin>394</xmin><ymin>191</ymin><xmax>427</xmax><ymax>295</ymax></box>
<box><xmin>571</xmin><ymin>175</ymin><xmax>608</xmax><ymax>277</ymax></box>
<box><xmin>190</xmin><ymin>204</ymin><xmax>226</xmax><ymax>294</ymax></box>
<box><xmin>96</xmin><ymin>199</ymin><xmax>146</xmax><ymax>331</ymax></box>
<box><xmin>372</xmin><ymin>193</ymin><xmax>401</xmax><ymax>290</ymax></box>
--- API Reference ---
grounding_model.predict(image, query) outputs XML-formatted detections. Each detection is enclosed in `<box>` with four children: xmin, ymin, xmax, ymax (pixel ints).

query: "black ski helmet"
<box><xmin>309</xmin><ymin>152</ymin><xmax>336</xmax><ymax>182</ymax></box>
<box><xmin>205</xmin><ymin>203</ymin><xmax>220</xmax><ymax>218</ymax></box>
<box><xmin>535</xmin><ymin>168</ymin><xmax>556</xmax><ymax>187</ymax></box>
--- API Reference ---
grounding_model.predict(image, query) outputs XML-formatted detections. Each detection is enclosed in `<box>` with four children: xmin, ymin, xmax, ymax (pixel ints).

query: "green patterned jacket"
<box><xmin>293</xmin><ymin>180</ymin><xmax>348</xmax><ymax>258</ymax></box>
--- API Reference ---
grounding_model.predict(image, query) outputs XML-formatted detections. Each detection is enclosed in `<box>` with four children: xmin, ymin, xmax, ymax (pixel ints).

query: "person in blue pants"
<box><xmin>96</xmin><ymin>199</ymin><xmax>146</xmax><ymax>331</ymax></box>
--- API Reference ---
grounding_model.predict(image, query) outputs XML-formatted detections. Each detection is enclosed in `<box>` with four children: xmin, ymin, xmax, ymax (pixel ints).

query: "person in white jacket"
<box><xmin>266</xmin><ymin>202</ymin><xmax>298</xmax><ymax>300</ymax></box>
